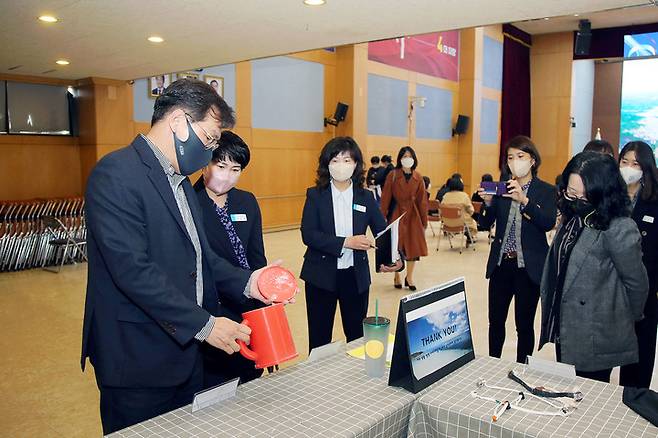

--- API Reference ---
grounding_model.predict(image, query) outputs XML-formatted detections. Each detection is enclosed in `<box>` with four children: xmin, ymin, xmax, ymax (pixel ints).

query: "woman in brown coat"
<box><xmin>380</xmin><ymin>146</ymin><xmax>428</xmax><ymax>290</ymax></box>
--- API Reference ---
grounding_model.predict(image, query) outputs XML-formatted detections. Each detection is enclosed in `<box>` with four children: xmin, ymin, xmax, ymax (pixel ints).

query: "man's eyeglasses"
<box><xmin>184</xmin><ymin>113</ymin><xmax>221</xmax><ymax>151</ymax></box>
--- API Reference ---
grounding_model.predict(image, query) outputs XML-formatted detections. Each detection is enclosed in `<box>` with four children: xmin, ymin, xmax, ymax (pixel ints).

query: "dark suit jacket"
<box><xmin>193</xmin><ymin>181</ymin><xmax>267</xmax><ymax>272</ymax></box>
<box><xmin>300</xmin><ymin>185</ymin><xmax>387</xmax><ymax>294</ymax></box>
<box><xmin>193</xmin><ymin>181</ymin><xmax>267</xmax><ymax>317</ymax></box>
<box><xmin>633</xmin><ymin>196</ymin><xmax>658</xmax><ymax>319</ymax></box>
<box><xmin>373</xmin><ymin>164</ymin><xmax>393</xmax><ymax>188</ymax></box>
<box><xmin>81</xmin><ymin>135</ymin><xmax>251</xmax><ymax>388</ymax></box>
<box><xmin>478</xmin><ymin>177</ymin><xmax>557</xmax><ymax>285</ymax></box>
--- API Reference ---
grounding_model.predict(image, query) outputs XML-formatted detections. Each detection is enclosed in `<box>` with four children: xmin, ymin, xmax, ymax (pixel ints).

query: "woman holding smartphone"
<box><xmin>478</xmin><ymin>135</ymin><xmax>557</xmax><ymax>363</ymax></box>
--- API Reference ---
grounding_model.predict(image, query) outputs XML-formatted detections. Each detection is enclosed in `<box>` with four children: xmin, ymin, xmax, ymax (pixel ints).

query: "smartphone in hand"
<box><xmin>480</xmin><ymin>181</ymin><xmax>509</xmax><ymax>196</ymax></box>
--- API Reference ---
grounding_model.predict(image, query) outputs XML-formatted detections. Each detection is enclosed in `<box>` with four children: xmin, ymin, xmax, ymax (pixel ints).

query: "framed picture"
<box><xmin>148</xmin><ymin>74</ymin><xmax>171</xmax><ymax>98</ymax></box>
<box><xmin>204</xmin><ymin>75</ymin><xmax>224</xmax><ymax>97</ymax></box>
<box><xmin>177</xmin><ymin>72</ymin><xmax>199</xmax><ymax>80</ymax></box>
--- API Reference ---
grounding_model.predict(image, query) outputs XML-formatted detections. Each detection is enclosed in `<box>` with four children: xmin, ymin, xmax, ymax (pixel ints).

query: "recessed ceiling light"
<box><xmin>148</xmin><ymin>36</ymin><xmax>164</xmax><ymax>43</ymax></box>
<box><xmin>38</xmin><ymin>15</ymin><xmax>58</xmax><ymax>23</ymax></box>
<box><xmin>544</xmin><ymin>17</ymin><xmax>550</xmax><ymax>20</ymax></box>
<box><xmin>303</xmin><ymin>0</ymin><xmax>326</xmax><ymax>5</ymax></box>
<box><xmin>574</xmin><ymin>13</ymin><xmax>580</xmax><ymax>17</ymax></box>
<box><xmin>56</xmin><ymin>59</ymin><xmax>70</xmax><ymax>65</ymax></box>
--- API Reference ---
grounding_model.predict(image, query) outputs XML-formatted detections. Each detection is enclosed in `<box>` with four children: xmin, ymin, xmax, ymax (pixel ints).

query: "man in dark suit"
<box><xmin>81</xmin><ymin>79</ymin><xmax>282</xmax><ymax>434</ymax></box>
<box><xmin>151</xmin><ymin>75</ymin><xmax>166</xmax><ymax>95</ymax></box>
<box><xmin>373</xmin><ymin>155</ymin><xmax>393</xmax><ymax>188</ymax></box>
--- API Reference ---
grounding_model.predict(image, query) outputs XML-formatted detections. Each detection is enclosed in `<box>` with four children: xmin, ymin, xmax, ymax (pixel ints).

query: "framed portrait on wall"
<box><xmin>204</xmin><ymin>75</ymin><xmax>224</xmax><ymax>97</ymax></box>
<box><xmin>177</xmin><ymin>72</ymin><xmax>200</xmax><ymax>80</ymax></box>
<box><xmin>148</xmin><ymin>74</ymin><xmax>171</xmax><ymax>98</ymax></box>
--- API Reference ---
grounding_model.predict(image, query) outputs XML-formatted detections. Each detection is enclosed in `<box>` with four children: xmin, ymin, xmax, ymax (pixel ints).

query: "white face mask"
<box><xmin>401</xmin><ymin>157</ymin><xmax>415</xmax><ymax>169</ymax></box>
<box><xmin>329</xmin><ymin>162</ymin><xmax>356</xmax><ymax>182</ymax></box>
<box><xmin>620</xmin><ymin>166</ymin><xmax>643</xmax><ymax>185</ymax></box>
<box><xmin>509</xmin><ymin>159</ymin><xmax>533</xmax><ymax>178</ymax></box>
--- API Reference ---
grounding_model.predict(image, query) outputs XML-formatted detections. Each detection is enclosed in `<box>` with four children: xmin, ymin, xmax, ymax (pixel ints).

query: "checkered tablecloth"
<box><xmin>407</xmin><ymin>356</ymin><xmax>658</xmax><ymax>438</ymax></box>
<box><xmin>110</xmin><ymin>340</ymin><xmax>416</xmax><ymax>438</ymax></box>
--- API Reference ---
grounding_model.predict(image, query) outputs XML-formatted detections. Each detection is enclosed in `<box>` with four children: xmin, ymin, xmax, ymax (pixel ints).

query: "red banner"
<box><xmin>368</xmin><ymin>31</ymin><xmax>459</xmax><ymax>81</ymax></box>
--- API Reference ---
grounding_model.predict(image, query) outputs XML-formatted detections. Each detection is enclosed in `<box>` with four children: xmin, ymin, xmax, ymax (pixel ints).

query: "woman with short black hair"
<box><xmin>618</xmin><ymin>141</ymin><xmax>658</xmax><ymax>388</ymax></box>
<box><xmin>193</xmin><ymin>130</ymin><xmax>267</xmax><ymax>387</ymax></box>
<box><xmin>478</xmin><ymin>135</ymin><xmax>557</xmax><ymax>364</ymax></box>
<box><xmin>539</xmin><ymin>151</ymin><xmax>648</xmax><ymax>383</ymax></box>
<box><xmin>300</xmin><ymin>137</ymin><xmax>401</xmax><ymax>352</ymax></box>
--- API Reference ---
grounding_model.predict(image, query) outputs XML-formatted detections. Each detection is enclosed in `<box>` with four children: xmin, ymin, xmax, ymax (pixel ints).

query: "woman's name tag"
<box><xmin>230</xmin><ymin>214</ymin><xmax>248</xmax><ymax>222</ymax></box>
<box><xmin>353</xmin><ymin>204</ymin><xmax>367</xmax><ymax>213</ymax></box>
<box><xmin>642</xmin><ymin>215</ymin><xmax>654</xmax><ymax>224</ymax></box>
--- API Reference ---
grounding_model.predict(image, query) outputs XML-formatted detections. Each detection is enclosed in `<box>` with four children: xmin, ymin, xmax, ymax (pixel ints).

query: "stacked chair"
<box><xmin>0</xmin><ymin>197</ymin><xmax>87</xmax><ymax>272</ymax></box>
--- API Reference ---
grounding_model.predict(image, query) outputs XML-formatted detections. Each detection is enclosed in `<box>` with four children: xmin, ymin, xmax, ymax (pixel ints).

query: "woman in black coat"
<box><xmin>193</xmin><ymin>131</ymin><xmax>267</xmax><ymax>387</ymax></box>
<box><xmin>477</xmin><ymin>136</ymin><xmax>557</xmax><ymax>364</ymax></box>
<box><xmin>618</xmin><ymin>141</ymin><xmax>658</xmax><ymax>388</ymax></box>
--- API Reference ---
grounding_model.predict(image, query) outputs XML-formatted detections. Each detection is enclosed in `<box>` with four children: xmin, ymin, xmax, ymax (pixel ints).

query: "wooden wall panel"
<box><xmin>0</xmin><ymin>136</ymin><xmax>81</xmax><ymax>200</ymax></box>
<box><xmin>530</xmin><ymin>32</ymin><xmax>574</xmax><ymax>182</ymax></box>
<box><xmin>592</xmin><ymin>61</ymin><xmax>622</xmax><ymax>148</ymax></box>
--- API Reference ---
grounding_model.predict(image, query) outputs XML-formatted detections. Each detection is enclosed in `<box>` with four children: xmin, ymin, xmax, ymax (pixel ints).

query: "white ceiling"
<box><xmin>514</xmin><ymin>3</ymin><xmax>658</xmax><ymax>34</ymax></box>
<box><xmin>0</xmin><ymin>0</ymin><xmax>650</xmax><ymax>81</ymax></box>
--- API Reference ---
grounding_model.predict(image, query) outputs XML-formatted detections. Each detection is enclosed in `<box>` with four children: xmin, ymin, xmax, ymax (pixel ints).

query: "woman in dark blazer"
<box><xmin>618</xmin><ymin>141</ymin><xmax>658</xmax><ymax>388</ymax></box>
<box><xmin>477</xmin><ymin>136</ymin><xmax>557</xmax><ymax>364</ymax></box>
<box><xmin>301</xmin><ymin>137</ymin><xmax>401</xmax><ymax>352</ymax></box>
<box><xmin>539</xmin><ymin>151</ymin><xmax>648</xmax><ymax>383</ymax></box>
<box><xmin>193</xmin><ymin>131</ymin><xmax>267</xmax><ymax>387</ymax></box>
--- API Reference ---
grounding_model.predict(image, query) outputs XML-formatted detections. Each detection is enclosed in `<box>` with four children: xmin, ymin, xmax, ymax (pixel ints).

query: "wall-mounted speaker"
<box><xmin>325</xmin><ymin>102</ymin><xmax>349</xmax><ymax>127</ymax></box>
<box><xmin>575</xmin><ymin>19</ymin><xmax>592</xmax><ymax>56</ymax></box>
<box><xmin>452</xmin><ymin>114</ymin><xmax>470</xmax><ymax>136</ymax></box>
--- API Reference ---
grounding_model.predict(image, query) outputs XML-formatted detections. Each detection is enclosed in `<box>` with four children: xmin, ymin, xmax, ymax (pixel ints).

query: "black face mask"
<box><xmin>561</xmin><ymin>193</ymin><xmax>595</xmax><ymax>221</ymax></box>
<box><xmin>173</xmin><ymin>118</ymin><xmax>213</xmax><ymax>176</ymax></box>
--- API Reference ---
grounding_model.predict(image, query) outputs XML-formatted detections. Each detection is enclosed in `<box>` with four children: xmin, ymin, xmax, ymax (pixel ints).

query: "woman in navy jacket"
<box><xmin>618</xmin><ymin>141</ymin><xmax>658</xmax><ymax>388</ymax></box>
<box><xmin>301</xmin><ymin>137</ymin><xmax>401</xmax><ymax>352</ymax></box>
<box><xmin>478</xmin><ymin>136</ymin><xmax>557</xmax><ymax>364</ymax></box>
<box><xmin>194</xmin><ymin>131</ymin><xmax>267</xmax><ymax>386</ymax></box>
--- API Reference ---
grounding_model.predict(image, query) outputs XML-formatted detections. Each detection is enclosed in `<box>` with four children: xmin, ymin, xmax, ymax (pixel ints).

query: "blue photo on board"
<box><xmin>405</xmin><ymin>291</ymin><xmax>474</xmax><ymax>380</ymax></box>
<box><xmin>624</xmin><ymin>33</ymin><xmax>658</xmax><ymax>58</ymax></box>
<box><xmin>620</xmin><ymin>58</ymin><xmax>658</xmax><ymax>154</ymax></box>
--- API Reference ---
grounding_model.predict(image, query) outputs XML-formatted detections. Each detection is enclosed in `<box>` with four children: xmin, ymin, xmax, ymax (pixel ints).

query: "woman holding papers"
<box><xmin>380</xmin><ymin>146</ymin><xmax>429</xmax><ymax>291</ymax></box>
<box><xmin>301</xmin><ymin>137</ymin><xmax>402</xmax><ymax>352</ymax></box>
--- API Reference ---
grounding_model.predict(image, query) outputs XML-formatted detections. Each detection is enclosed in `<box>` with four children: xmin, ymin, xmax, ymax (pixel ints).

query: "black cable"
<box><xmin>508</xmin><ymin>370</ymin><xmax>584</xmax><ymax>401</ymax></box>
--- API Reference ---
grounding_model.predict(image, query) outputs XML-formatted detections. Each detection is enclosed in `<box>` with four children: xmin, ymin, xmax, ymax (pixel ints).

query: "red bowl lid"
<box><xmin>257</xmin><ymin>266</ymin><xmax>297</xmax><ymax>302</ymax></box>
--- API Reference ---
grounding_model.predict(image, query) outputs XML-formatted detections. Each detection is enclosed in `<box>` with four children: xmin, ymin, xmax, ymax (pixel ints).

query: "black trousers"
<box><xmin>556</xmin><ymin>343</ymin><xmax>612</xmax><ymax>383</ymax></box>
<box><xmin>620</xmin><ymin>314</ymin><xmax>658</xmax><ymax>388</ymax></box>
<box><xmin>98</xmin><ymin>353</ymin><xmax>203</xmax><ymax>435</ymax></box>
<box><xmin>488</xmin><ymin>258</ymin><xmax>540</xmax><ymax>364</ymax></box>
<box><xmin>305</xmin><ymin>267</ymin><xmax>369</xmax><ymax>353</ymax></box>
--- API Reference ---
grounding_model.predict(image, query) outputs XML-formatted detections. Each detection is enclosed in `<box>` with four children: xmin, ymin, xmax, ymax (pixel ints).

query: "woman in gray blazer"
<box><xmin>539</xmin><ymin>151</ymin><xmax>649</xmax><ymax>383</ymax></box>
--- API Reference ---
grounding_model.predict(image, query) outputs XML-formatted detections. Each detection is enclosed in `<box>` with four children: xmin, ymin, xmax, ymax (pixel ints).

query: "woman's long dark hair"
<box><xmin>619</xmin><ymin>141</ymin><xmax>658</xmax><ymax>202</ymax></box>
<box><xmin>558</xmin><ymin>151</ymin><xmax>630</xmax><ymax>229</ymax></box>
<box><xmin>395</xmin><ymin>146</ymin><xmax>418</xmax><ymax>170</ymax></box>
<box><xmin>315</xmin><ymin>137</ymin><xmax>365</xmax><ymax>189</ymax></box>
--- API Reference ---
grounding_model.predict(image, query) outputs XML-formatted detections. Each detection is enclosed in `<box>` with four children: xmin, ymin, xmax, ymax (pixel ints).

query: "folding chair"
<box><xmin>427</xmin><ymin>199</ymin><xmax>441</xmax><ymax>238</ymax></box>
<box><xmin>41</xmin><ymin>215</ymin><xmax>88</xmax><ymax>273</ymax></box>
<box><xmin>438</xmin><ymin>204</ymin><xmax>475</xmax><ymax>254</ymax></box>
